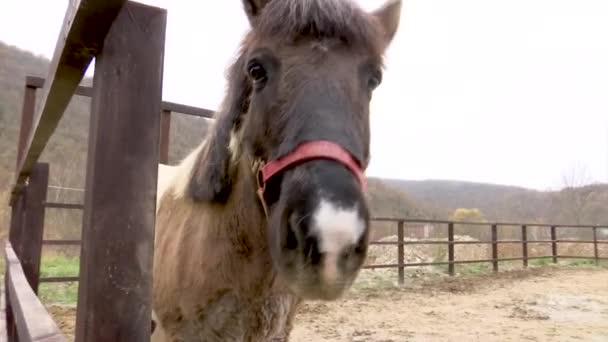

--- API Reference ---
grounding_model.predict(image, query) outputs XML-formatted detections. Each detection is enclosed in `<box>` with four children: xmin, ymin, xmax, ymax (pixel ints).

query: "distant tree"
<box><xmin>449</xmin><ymin>208</ymin><xmax>486</xmax><ymax>222</ymax></box>
<box><xmin>449</xmin><ymin>208</ymin><xmax>488</xmax><ymax>240</ymax></box>
<box><xmin>561</xmin><ymin>163</ymin><xmax>594</xmax><ymax>189</ymax></box>
<box><xmin>555</xmin><ymin>164</ymin><xmax>596</xmax><ymax>226</ymax></box>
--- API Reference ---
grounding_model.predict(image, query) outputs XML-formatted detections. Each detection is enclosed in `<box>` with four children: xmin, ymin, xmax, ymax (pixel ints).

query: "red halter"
<box><xmin>255</xmin><ymin>140</ymin><xmax>367</xmax><ymax>216</ymax></box>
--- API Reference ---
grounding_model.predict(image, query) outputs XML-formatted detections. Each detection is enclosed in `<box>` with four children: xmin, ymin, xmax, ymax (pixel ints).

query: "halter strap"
<box><xmin>254</xmin><ymin>140</ymin><xmax>367</xmax><ymax>217</ymax></box>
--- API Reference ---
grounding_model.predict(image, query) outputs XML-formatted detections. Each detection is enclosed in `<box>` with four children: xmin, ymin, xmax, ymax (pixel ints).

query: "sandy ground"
<box><xmin>48</xmin><ymin>266</ymin><xmax>608</xmax><ymax>342</ymax></box>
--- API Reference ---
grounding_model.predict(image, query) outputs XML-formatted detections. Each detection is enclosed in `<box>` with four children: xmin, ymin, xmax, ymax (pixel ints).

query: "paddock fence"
<box><xmin>2</xmin><ymin>1</ymin><xmax>607</xmax><ymax>341</ymax></box>
<box><xmin>3</xmin><ymin>1</ymin><xmax>202</xmax><ymax>341</ymax></box>
<box><xmin>363</xmin><ymin>218</ymin><xmax>608</xmax><ymax>284</ymax></box>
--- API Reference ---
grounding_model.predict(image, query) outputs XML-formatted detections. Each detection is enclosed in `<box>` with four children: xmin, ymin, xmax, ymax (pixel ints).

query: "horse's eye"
<box><xmin>247</xmin><ymin>62</ymin><xmax>267</xmax><ymax>83</ymax></box>
<box><xmin>368</xmin><ymin>70</ymin><xmax>382</xmax><ymax>91</ymax></box>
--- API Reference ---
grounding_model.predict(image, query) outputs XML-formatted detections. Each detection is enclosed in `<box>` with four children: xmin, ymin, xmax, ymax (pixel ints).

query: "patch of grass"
<box><xmin>352</xmin><ymin>271</ymin><xmax>399</xmax><ymax>293</ymax></box>
<box><xmin>459</xmin><ymin>262</ymin><xmax>491</xmax><ymax>274</ymax></box>
<box><xmin>529</xmin><ymin>257</ymin><xmax>554</xmax><ymax>266</ymax></box>
<box><xmin>38</xmin><ymin>255</ymin><xmax>80</xmax><ymax>305</ymax></box>
<box><xmin>560</xmin><ymin>258</ymin><xmax>598</xmax><ymax>267</ymax></box>
<box><xmin>39</xmin><ymin>282</ymin><xmax>78</xmax><ymax>305</ymax></box>
<box><xmin>431</xmin><ymin>262</ymin><xmax>492</xmax><ymax>275</ymax></box>
<box><xmin>40</xmin><ymin>255</ymin><xmax>80</xmax><ymax>278</ymax></box>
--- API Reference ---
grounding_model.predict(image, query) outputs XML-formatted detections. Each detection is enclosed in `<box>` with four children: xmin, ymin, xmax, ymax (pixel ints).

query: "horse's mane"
<box><xmin>164</xmin><ymin>0</ymin><xmax>390</xmax><ymax>204</ymax></box>
<box><xmin>253</xmin><ymin>0</ymin><xmax>383</xmax><ymax>52</ymax></box>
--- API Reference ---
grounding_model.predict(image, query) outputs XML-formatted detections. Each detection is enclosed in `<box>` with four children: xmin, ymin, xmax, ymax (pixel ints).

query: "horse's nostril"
<box><xmin>354</xmin><ymin>243</ymin><xmax>366</xmax><ymax>256</ymax></box>
<box><xmin>340</xmin><ymin>244</ymin><xmax>361</xmax><ymax>264</ymax></box>
<box><xmin>340</xmin><ymin>245</ymin><xmax>354</xmax><ymax>260</ymax></box>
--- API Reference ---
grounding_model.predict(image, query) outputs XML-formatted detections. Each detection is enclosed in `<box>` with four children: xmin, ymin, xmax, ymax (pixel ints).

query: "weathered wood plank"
<box><xmin>26</xmin><ymin>76</ymin><xmax>216</xmax><ymax>118</ymax></box>
<box><xmin>8</xmin><ymin>194</ymin><xmax>25</xmax><ymax>259</ymax></box>
<box><xmin>25</xmin><ymin>76</ymin><xmax>93</xmax><ymax>97</ymax></box>
<box><xmin>5</xmin><ymin>192</ymin><xmax>24</xmax><ymax>342</ymax></box>
<box><xmin>12</xmin><ymin>0</ymin><xmax>128</xmax><ymax>197</ymax></box>
<box><xmin>74</xmin><ymin>2</ymin><xmax>166</xmax><ymax>341</ymax></box>
<box><xmin>19</xmin><ymin>163</ymin><xmax>50</xmax><ymax>295</ymax></box>
<box><xmin>159</xmin><ymin>109</ymin><xmax>171</xmax><ymax>164</ymax></box>
<box><xmin>39</xmin><ymin>277</ymin><xmax>79</xmax><ymax>284</ymax></box>
<box><xmin>0</xmin><ymin>277</ymin><xmax>6</xmax><ymax>342</ymax></box>
<box><xmin>15</xmin><ymin>84</ymin><xmax>37</xmax><ymax>174</ymax></box>
<box><xmin>5</xmin><ymin>242</ymin><xmax>66</xmax><ymax>342</ymax></box>
<box><xmin>161</xmin><ymin>100</ymin><xmax>215</xmax><ymax>118</ymax></box>
<box><xmin>42</xmin><ymin>240</ymin><xmax>81</xmax><ymax>246</ymax></box>
<box><xmin>43</xmin><ymin>202</ymin><xmax>84</xmax><ymax>210</ymax></box>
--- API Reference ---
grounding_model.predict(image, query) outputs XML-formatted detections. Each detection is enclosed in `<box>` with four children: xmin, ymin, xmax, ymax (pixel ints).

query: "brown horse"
<box><xmin>151</xmin><ymin>0</ymin><xmax>402</xmax><ymax>340</ymax></box>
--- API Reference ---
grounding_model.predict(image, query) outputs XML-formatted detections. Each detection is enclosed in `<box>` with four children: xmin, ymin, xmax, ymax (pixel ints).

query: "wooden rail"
<box><xmin>28</xmin><ymin>216</ymin><xmax>608</xmax><ymax>287</ymax></box>
<box><xmin>364</xmin><ymin>219</ymin><xmax>608</xmax><ymax>284</ymax></box>
<box><xmin>4</xmin><ymin>1</ymin><xmax>171</xmax><ymax>341</ymax></box>
<box><xmin>10</xmin><ymin>0</ymin><xmax>129</xmax><ymax>201</ymax></box>
<box><xmin>25</xmin><ymin>76</ymin><xmax>216</xmax><ymax>119</ymax></box>
<box><xmin>3</xmin><ymin>0</ymin><xmax>607</xmax><ymax>339</ymax></box>
<box><xmin>23</xmin><ymin>75</ymin><xmax>216</xmax><ymax>166</ymax></box>
<box><xmin>4</xmin><ymin>242</ymin><xmax>66</xmax><ymax>341</ymax></box>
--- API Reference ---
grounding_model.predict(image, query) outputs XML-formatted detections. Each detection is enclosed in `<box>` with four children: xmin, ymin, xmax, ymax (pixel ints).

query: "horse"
<box><xmin>151</xmin><ymin>0</ymin><xmax>402</xmax><ymax>340</ymax></box>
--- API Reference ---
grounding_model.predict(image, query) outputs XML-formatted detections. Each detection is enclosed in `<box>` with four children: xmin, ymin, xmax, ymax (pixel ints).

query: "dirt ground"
<box><xmin>291</xmin><ymin>266</ymin><xmax>608</xmax><ymax>341</ymax></box>
<box><xmin>48</xmin><ymin>265</ymin><xmax>608</xmax><ymax>342</ymax></box>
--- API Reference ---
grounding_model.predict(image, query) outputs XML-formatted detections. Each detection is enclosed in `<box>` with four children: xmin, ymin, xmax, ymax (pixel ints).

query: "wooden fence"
<box><xmin>2</xmin><ymin>1</ymin><xmax>608</xmax><ymax>341</ymax></box>
<box><xmin>3</xmin><ymin>1</ymin><xmax>195</xmax><ymax>341</ymax></box>
<box><xmin>364</xmin><ymin>218</ymin><xmax>608</xmax><ymax>284</ymax></box>
<box><xmin>12</xmin><ymin>74</ymin><xmax>213</xmax><ymax>287</ymax></box>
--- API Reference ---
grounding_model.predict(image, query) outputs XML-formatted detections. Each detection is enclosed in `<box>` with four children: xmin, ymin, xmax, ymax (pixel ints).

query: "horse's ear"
<box><xmin>242</xmin><ymin>0</ymin><xmax>272</xmax><ymax>26</ymax></box>
<box><xmin>372</xmin><ymin>0</ymin><xmax>402</xmax><ymax>49</ymax></box>
<box><xmin>189</xmin><ymin>55</ymin><xmax>251</xmax><ymax>203</ymax></box>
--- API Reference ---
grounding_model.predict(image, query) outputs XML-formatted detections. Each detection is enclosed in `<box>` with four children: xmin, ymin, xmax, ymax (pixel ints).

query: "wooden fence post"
<box><xmin>159</xmin><ymin>109</ymin><xmax>171</xmax><ymax>164</ymax></box>
<box><xmin>6</xmin><ymin>192</ymin><xmax>26</xmax><ymax>342</ymax></box>
<box><xmin>9</xmin><ymin>80</ymin><xmax>37</xmax><ymax>258</ymax></box>
<box><xmin>15</xmin><ymin>85</ymin><xmax>37</xmax><ymax>172</ymax></box>
<box><xmin>491</xmin><ymin>224</ymin><xmax>498</xmax><ymax>272</ymax></box>
<box><xmin>19</xmin><ymin>163</ymin><xmax>49</xmax><ymax>294</ymax></box>
<box><xmin>74</xmin><ymin>2</ymin><xmax>166</xmax><ymax>342</ymax></box>
<box><xmin>397</xmin><ymin>221</ymin><xmax>404</xmax><ymax>285</ymax></box>
<box><xmin>551</xmin><ymin>226</ymin><xmax>557</xmax><ymax>264</ymax></box>
<box><xmin>8</xmin><ymin>195</ymin><xmax>26</xmax><ymax>259</ymax></box>
<box><xmin>448</xmin><ymin>222</ymin><xmax>455</xmax><ymax>276</ymax></box>
<box><xmin>4</xmin><ymin>272</ymin><xmax>17</xmax><ymax>342</ymax></box>
<box><xmin>593</xmin><ymin>227</ymin><xmax>599</xmax><ymax>266</ymax></box>
<box><xmin>521</xmin><ymin>225</ymin><xmax>528</xmax><ymax>267</ymax></box>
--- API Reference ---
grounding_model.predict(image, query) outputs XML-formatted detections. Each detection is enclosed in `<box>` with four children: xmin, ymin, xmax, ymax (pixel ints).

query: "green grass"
<box><xmin>38</xmin><ymin>255</ymin><xmax>79</xmax><ymax>305</ymax></box>
<box><xmin>459</xmin><ymin>263</ymin><xmax>492</xmax><ymax>274</ymax></box>
<box><xmin>428</xmin><ymin>257</ymin><xmax>607</xmax><ymax>278</ymax></box>
<box><xmin>39</xmin><ymin>282</ymin><xmax>78</xmax><ymax>304</ymax></box>
<box><xmin>432</xmin><ymin>262</ymin><xmax>493</xmax><ymax>275</ymax></box>
<box><xmin>30</xmin><ymin>255</ymin><xmax>608</xmax><ymax>304</ymax></box>
<box><xmin>39</xmin><ymin>255</ymin><xmax>80</xmax><ymax>278</ymax></box>
<box><xmin>529</xmin><ymin>257</ymin><xmax>554</xmax><ymax>266</ymax></box>
<box><xmin>559</xmin><ymin>258</ymin><xmax>605</xmax><ymax>267</ymax></box>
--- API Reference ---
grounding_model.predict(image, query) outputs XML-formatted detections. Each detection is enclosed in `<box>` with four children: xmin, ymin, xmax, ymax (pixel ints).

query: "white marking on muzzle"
<box><xmin>312</xmin><ymin>199</ymin><xmax>365</xmax><ymax>282</ymax></box>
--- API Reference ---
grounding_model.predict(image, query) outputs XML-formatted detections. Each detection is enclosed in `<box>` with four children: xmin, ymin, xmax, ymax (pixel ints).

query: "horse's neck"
<box><xmin>183</xmin><ymin>151</ymin><xmax>267</xmax><ymax>242</ymax></box>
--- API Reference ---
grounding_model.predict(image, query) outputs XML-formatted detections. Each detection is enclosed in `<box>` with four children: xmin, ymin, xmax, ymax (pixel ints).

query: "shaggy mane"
<box><xmin>254</xmin><ymin>0</ymin><xmax>383</xmax><ymax>52</ymax></box>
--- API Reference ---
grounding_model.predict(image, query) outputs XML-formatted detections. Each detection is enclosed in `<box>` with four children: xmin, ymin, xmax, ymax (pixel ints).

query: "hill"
<box><xmin>1</xmin><ymin>41</ymin><xmax>605</xmax><ymax>245</ymax></box>
<box><xmin>0</xmin><ymin>41</ymin><xmax>430</xmax><ymax>241</ymax></box>
<box><xmin>384</xmin><ymin>178</ymin><xmax>608</xmax><ymax>225</ymax></box>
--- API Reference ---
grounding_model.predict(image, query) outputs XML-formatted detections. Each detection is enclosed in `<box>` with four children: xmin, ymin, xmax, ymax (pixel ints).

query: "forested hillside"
<box><xmin>0</xmin><ymin>41</ymin><xmax>430</xmax><ymax>241</ymax></box>
<box><xmin>385</xmin><ymin>179</ymin><xmax>608</xmax><ymax>225</ymax></box>
<box><xmin>1</xmin><ymin>41</ymin><xmax>605</xmax><ymax>245</ymax></box>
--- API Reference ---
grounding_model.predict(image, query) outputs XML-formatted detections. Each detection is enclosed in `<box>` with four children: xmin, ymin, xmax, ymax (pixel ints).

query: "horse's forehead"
<box><xmin>245</xmin><ymin>29</ymin><xmax>380</xmax><ymax>60</ymax></box>
<box><xmin>257</xmin><ymin>37</ymin><xmax>372</xmax><ymax>63</ymax></box>
<box><xmin>309</xmin><ymin>39</ymin><xmax>337</xmax><ymax>53</ymax></box>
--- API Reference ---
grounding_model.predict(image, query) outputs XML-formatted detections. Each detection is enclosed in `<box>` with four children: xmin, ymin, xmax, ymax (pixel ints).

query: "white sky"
<box><xmin>1</xmin><ymin>0</ymin><xmax>607</xmax><ymax>191</ymax></box>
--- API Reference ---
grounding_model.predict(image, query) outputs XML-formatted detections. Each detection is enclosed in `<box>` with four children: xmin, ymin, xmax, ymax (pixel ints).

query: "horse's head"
<box><xmin>190</xmin><ymin>0</ymin><xmax>401</xmax><ymax>300</ymax></box>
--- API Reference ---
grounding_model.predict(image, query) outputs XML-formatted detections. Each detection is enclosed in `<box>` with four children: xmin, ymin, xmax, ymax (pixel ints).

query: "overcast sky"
<box><xmin>1</xmin><ymin>0</ymin><xmax>607</xmax><ymax>190</ymax></box>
